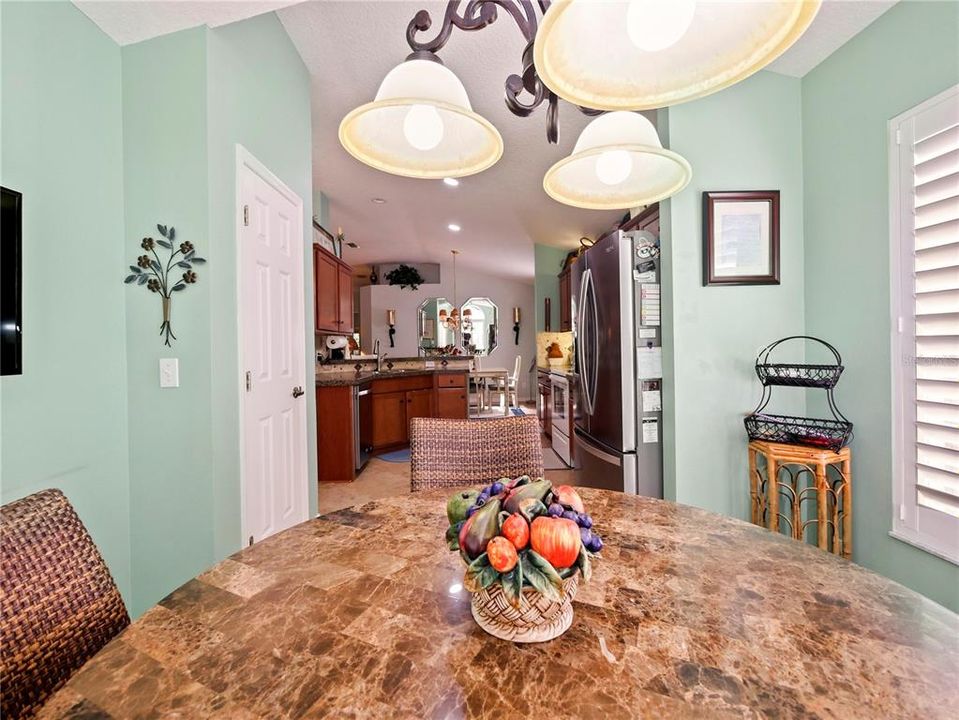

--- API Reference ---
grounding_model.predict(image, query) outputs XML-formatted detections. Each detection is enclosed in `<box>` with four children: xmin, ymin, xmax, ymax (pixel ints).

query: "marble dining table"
<box><xmin>39</xmin><ymin>488</ymin><xmax>958</xmax><ymax>719</ymax></box>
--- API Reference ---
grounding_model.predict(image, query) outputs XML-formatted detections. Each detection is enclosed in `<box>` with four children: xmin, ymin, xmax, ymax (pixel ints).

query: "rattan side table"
<box><xmin>748</xmin><ymin>440</ymin><xmax>852</xmax><ymax>558</ymax></box>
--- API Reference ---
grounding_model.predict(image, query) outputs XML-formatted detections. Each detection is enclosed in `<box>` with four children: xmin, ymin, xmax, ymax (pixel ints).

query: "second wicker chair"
<box><xmin>1</xmin><ymin>489</ymin><xmax>130</xmax><ymax>719</ymax></box>
<box><xmin>409</xmin><ymin>416</ymin><xmax>545</xmax><ymax>492</ymax></box>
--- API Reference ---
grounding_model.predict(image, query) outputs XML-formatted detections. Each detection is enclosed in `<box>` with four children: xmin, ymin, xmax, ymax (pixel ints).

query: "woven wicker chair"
<box><xmin>409</xmin><ymin>416</ymin><xmax>545</xmax><ymax>492</ymax></box>
<box><xmin>1</xmin><ymin>489</ymin><xmax>130</xmax><ymax>719</ymax></box>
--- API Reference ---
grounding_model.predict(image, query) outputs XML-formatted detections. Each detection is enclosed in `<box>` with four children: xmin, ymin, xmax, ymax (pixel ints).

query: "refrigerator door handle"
<box><xmin>579</xmin><ymin>269</ymin><xmax>595</xmax><ymax>416</ymax></box>
<box><xmin>575</xmin><ymin>431</ymin><xmax>622</xmax><ymax>466</ymax></box>
<box><xmin>588</xmin><ymin>267</ymin><xmax>599</xmax><ymax>415</ymax></box>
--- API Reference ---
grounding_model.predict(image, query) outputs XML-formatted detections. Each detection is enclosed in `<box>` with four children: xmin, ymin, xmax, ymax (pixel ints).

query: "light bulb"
<box><xmin>403</xmin><ymin>104</ymin><xmax>444</xmax><ymax>151</ymax></box>
<box><xmin>595</xmin><ymin>150</ymin><xmax>633</xmax><ymax>186</ymax></box>
<box><xmin>626</xmin><ymin>0</ymin><xmax>696</xmax><ymax>52</ymax></box>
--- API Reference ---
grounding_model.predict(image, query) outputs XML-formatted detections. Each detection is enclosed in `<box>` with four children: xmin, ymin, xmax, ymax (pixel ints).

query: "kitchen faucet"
<box><xmin>373</xmin><ymin>339</ymin><xmax>386</xmax><ymax>373</ymax></box>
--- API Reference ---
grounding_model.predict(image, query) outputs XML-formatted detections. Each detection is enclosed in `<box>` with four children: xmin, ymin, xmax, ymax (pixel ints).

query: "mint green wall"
<box><xmin>534</xmin><ymin>244</ymin><xmax>567</xmax><ymax>332</ymax></box>
<box><xmin>0</xmin><ymin>1</ymin><xmax>132</xmax><ymax>599</ymax></box>
<box><xmin>120</xmin><ymin>16</ymin><xmax>314</xmax><ymax>615</ymax></box>
<box><xmin>660</xmin><ymin>72</ymin><xmax>806</xmax><ymax>518</ymax></box>
<box><xmin>121</xmin><ymin>28</ymin><xmax>215</xmax><ymax>615</ymax></box>
<box><xmin>206</xmin><ymin>14</ymin><xmax>316</xmax><ymax>561</ymax></box>
<box><xmin>802</xmin><ymin>0</ymin><xmax>959</xmax><ymax>611</ymax></box>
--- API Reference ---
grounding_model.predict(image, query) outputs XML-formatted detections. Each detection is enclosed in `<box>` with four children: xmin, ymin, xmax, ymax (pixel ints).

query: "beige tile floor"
<box><xmin>317</xmin><ymin>406</ymin><xmax>576</xmax><ymax>515</ymax></box>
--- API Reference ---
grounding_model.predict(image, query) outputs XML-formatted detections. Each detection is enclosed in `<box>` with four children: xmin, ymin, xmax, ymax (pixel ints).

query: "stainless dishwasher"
<box><xmin>354</xmin><ymin>380</ymin><xmax>372</xmax><ymax>473</ymax></box>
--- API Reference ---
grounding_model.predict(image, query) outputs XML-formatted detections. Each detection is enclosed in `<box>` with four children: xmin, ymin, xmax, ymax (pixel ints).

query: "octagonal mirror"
<box><xmin>417</xmin><ymin>297</ymin><xmax>457</xmax><ymax>353</ymax></box>
<box><xmin>460</xmin><ymin>297</ymin><xmax>498</xmax><ymax>356</ymax></box>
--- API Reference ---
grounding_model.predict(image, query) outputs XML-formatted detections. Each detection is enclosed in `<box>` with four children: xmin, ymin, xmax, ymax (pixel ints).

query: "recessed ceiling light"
<box><xmin>443</xmin><ymin>177</ymin><xmax>459</xmax><ymax>187</ymax></box>
<box><xmin>448</xmin><ymin>223</ymin><xmax>461</xmax><ymax>232</ymax></box>
<box><xmin>371</xmin><ymin>197</ymin><xmax>387</xmax><ymax>204</ymax></box>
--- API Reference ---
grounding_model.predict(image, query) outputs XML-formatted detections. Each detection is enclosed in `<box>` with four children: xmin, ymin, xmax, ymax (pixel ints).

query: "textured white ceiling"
<box><xmin>767</xmin><ymin>0</ymin><xmax>898</xmax><ymax>77</ymax></box>
<box><xmin>73</xmin><ymin>0</ymin><xmax>303</xmax><ymax>46</ymax></box>
<box><xmin>72</xmin><ymin>0</ymin><xmax>900</xmax><ymax>279</ymax></box>
<box><xmin>280</xmin><ymin>0</ymin><xmax>631</xmax><ymax>281</ymax></box>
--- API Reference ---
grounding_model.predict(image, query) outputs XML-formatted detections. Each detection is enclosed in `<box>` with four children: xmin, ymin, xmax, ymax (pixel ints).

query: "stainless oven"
<box><xmin>551</xmin><ymin>373</ymin><xmax>572</xmax><ymax>466</ymax></box>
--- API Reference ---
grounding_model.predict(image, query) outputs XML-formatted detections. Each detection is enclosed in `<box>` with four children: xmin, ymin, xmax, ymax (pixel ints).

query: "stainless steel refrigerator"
<box><xmin>571</xmin><ymin>229</ymin><xmax>663</xmax><ymax>497</ymax></box>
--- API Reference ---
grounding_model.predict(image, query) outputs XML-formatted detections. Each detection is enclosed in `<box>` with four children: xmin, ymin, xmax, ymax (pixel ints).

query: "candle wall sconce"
<box><xmin>513</xmin><ymin>307</ymin><xmax>521</xmax><ymax>345</ymax></box>
<box><xmin>387</xmin><ymin>308</ymin><xmax>396</xmax><ymax>347</ymax></box>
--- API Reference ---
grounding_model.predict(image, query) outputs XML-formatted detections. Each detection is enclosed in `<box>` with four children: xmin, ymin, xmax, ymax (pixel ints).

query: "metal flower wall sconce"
<box><xmin>124</xmin><ymin>224</ymin><xmax>206</xmax><ymax>346</ymax></box>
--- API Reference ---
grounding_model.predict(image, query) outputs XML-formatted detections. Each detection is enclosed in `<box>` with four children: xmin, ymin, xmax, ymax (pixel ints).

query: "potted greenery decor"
<box><xmin>384</xmin><ymin>264</ymin><xmax>425</xmax><ymax>290</ymax></box>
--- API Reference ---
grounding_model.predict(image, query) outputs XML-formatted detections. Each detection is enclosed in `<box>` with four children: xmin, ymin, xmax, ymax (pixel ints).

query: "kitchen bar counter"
<box><xmin>38</xmin><ymin>487</ymin><xmax>959</xmax><ymax>719</ymax></box>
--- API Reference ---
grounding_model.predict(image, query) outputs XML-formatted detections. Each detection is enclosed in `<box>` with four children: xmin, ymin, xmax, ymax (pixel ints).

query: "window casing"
<box><xmin>889</xmin><ymin>85</ymin><xmax>959</xmax><ymax>565</ymax></box>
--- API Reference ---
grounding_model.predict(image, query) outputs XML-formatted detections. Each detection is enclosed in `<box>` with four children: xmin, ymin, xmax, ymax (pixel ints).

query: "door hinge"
<box><xmin>895</xmin><ymin>128</ymin><xmax>901</xmax><ymax>146</ymax></box>
<box><xmin>243</xmin><ymin>204</ymin><xmax>250</xmax><ymax>226</ymax></box>
<box><xmin>897</xmin><ymin>316</ymin><xmax>903</xmax><ymax>333</ymax></box>
<box><xmin>899</xmin><ymin>503</ymin><xmax>906</xmax><ymax>521</ymax></box>
<box><xmin>245</xmin><ymin>371</ymin><xmax>252</xmax><ymax>392</ymax></box>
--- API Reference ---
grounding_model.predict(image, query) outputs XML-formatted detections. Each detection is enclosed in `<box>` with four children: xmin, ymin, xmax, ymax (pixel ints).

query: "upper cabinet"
<box><xmin>558</xmin><ymin>265</ymin><xmax>572</xmax><ymax>332</ymax></box>
<box><xmin>314</xmin><ymin>244</ymin><xmax>353</xmax><ymax>334</ymax></box>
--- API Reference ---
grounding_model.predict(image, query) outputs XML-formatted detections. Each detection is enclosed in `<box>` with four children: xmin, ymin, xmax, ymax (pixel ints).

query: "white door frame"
<box><xmin>235</xmin><ymin>144</ymin><xmax>308</xmax><ymax>547</ymax></box>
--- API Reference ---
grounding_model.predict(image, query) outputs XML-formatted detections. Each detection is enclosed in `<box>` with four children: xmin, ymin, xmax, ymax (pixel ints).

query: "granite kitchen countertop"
<box><xmin>315</xmin><ymin>367</ymin><xmax>469</xmax><ymax>387</ymax></box>
<box><xmin>37</xmin><ymin>487</ymin><xmax>959</xmax><ymax>719</ymax></box>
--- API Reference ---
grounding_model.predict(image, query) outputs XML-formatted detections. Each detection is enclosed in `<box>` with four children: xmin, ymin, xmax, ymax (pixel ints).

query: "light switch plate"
<box><xmin>159</xmin><ymin>358</ymin><xmax>179</xmax><ymax>388</ymax></box>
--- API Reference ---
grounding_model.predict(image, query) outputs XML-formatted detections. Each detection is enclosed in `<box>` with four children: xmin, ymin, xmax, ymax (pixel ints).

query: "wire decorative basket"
<box><xmin>755</xmin><ymin>336</ymin><xmax>844</xmax><ymax>389</ymax></box>
<box><xmin>745</xmin><ymin>336</ymin><xmax>853</xmax><ymax>452</ymax></box>
<box><xmin>745</xmin><ymin>413</ymin><xmax>852</xmax><ymax>452</ymax></box>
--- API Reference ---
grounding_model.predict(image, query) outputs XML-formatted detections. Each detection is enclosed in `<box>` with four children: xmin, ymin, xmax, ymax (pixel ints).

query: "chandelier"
<box><xmin>438</xmin><ymin>250</ymin><xmax>465</xmax><ymax>331</ymax></box>
<box><xmin>339</xmin><ymin>0</ymin><xmax>820</xmax><ymax>209</ymax></box>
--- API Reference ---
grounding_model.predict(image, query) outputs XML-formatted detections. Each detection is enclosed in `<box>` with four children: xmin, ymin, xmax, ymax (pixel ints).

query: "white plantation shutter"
<box><xmin>891</xmin><ymin>85</ymin><xmax>959</xmax><ymax>564</ymax></box>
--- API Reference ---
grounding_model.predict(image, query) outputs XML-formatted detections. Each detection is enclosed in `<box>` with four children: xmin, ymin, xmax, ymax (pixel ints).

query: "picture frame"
<box><xmin>313</xmin><ymin>220</ymin><xmax>337</xmax><ymax>257</ymax></box>
<box><xmin>703</xmin><ymin>191</ymin><xmax>780</xmax><ymax>286</ymax></box>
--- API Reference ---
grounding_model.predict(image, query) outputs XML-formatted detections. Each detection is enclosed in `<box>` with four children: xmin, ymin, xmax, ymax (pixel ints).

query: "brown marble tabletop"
<box><xmin>38</xmin><ymin>489</ymin><xmax>959</xmax><ymax>719</ymax></box>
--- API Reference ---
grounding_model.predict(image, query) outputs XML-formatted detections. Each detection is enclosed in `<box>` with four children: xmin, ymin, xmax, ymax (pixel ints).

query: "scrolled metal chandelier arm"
<box><xmin>404</xmin><ymin>0</ymin><xmax>586</xmax><ymax>145</ymax></box>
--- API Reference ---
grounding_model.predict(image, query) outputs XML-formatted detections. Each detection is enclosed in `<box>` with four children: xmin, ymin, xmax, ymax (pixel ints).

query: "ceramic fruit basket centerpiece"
<box><xmin>445</xmin><ymin>477</ymin><xmax>603</xmax><ymax>643</ymax></box>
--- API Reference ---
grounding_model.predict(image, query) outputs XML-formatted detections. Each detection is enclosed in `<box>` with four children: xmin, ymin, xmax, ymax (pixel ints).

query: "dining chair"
<box><xmin>409</xmin><ymin>415</ymin><xmax>545</xmax><ymax>492</ymax></box>
<box><xmin>1</xmin><ymin>489</ymin><xmax>130</xmax><ymax>719</ymax></box>
<box><xmin>485</xmin><ymin>355</ymin><xmax>522</xmax><ymax>411</ymax></box>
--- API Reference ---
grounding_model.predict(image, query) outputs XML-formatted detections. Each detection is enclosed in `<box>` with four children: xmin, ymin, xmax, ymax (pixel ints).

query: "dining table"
<box><xmin>38</xmin><ymin>488</ymin><xmax>958</xmax><ymax>719</ymax></box>
<box><xmin>468</xmin><ymin>368</ymin><xmax>510</xmax><ymax>416</ymax></box>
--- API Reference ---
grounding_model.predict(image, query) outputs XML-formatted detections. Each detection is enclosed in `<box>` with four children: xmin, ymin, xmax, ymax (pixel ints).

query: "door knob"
<box><xmin>292</xmin><ymin>386</ymin><xmax>305</xmax><ymax>398</ymax></box>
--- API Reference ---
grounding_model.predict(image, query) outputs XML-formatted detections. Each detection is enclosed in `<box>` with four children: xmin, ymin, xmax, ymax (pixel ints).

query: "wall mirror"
<box><xmin>461</xmin><ymin>297</ymin><xmax>498</xmax><ymax>356</ymax></box>
<box><xmin>417</xmin><ymin>297</ymin><xmax>457</xmax><ymax>352</ymax></box>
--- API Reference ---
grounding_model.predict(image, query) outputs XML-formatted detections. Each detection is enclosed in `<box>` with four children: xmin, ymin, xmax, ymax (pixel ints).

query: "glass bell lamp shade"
<box><xmin>339</xmin><ymin>58</ymin><xmax>504</xmax><ymax>179</ymax></box>
<box><xmin>534</xmin><ymin>0</ymin><xmax>821</xmax><ymax>111</ymax></box>
<box><xmin>543</xmin><ymin>111</ymin><xmax>691</xmax><ymax>210</ymax></box>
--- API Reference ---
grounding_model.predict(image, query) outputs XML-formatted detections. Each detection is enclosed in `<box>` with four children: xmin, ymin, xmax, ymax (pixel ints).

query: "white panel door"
<box><xmin>239</xmin><ymin>153</ymin><xmax>307</xmax><ymax>545</ymax></box>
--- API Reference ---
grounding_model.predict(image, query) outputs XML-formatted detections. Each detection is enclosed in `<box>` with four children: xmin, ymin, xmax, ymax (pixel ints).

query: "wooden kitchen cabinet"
<box><xmin>371</xmin><ymin>391</ymin><xmax>408</xmax><ymax>449</ymax></box>
<box><xmin>337</xmin><ymin>263</ymin><xmax>353</xmax><ymax>333</ymax></box>
<box><xmin>365</xmin><ymin>372</ymin><xmax>470</xmax><ymax>453</ymax></box>
<box><xmin>316</xmin><ymin>385</ymin><xmax>356</xmax><ymax>483</ymax></box>
<box><xmin>406</xmin><ymin>388</ymin><xmax>433</xmax><ymax>422</ymax></box>
<box><xmin>558</xmin><ymin>266</ymin><xmax>572</xmax><ymax>332</ymax></box>
<box><xmin>435</xmin><ymin>388</ymin><xmax>468</xmax><ymax>418</ymax></box>
<box><xmin>313</xmin><ymin>242</ymin><xmax>353</xmax><ymax>334</ymax></box>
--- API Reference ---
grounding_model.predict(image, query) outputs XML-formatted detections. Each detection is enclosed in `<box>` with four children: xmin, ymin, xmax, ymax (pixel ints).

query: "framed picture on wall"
<box><xmin>703</xmin><ymin>191</ymin><xmax>780</xmax><ymax>286</ymax></box>
<box><xmin>313</xmin><ymin>220</ymin><xmax>337</xmax><ymax>256</ymax></box>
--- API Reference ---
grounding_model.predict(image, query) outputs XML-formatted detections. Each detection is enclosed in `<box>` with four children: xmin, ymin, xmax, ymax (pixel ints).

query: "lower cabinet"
<box><xmin>371</xmin><ymin>391</ymin><xmax>408</xmax><ymax>449</ymax></box>
<box><xmin>368</xmin><ymin>372</ymin><xmax>468</xmax><ymax>453</ymax></box>
<box><xmin>406</xmin><ymin>388</ymin><xmax>433</xmax><ymax>422</ymax></box>
<box><xmin>436</xmin><ymin>387</ymin><xmax>468</xmax><ymax>418</ymax></box>
<box><xmin>316</xmin><ymin>385</ymin><xmax>356</xmax><ymax>483</ymax></box>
